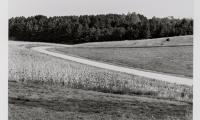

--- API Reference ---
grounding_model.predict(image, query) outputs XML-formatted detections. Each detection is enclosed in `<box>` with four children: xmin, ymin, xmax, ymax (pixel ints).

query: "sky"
<box><xmin>9</xmin><ymin>0</ymin><xmax>193</xmax><ymax>19</ymax></box>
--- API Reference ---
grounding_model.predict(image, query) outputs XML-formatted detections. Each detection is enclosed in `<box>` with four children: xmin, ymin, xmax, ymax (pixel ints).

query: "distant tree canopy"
<box><xmin>9</xmin><ymin>13</ymin><xmax>193</xmax><ymax>44</ymax></box>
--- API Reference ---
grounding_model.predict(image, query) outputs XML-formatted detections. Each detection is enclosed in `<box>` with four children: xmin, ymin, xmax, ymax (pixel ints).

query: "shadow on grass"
<box><xmin>9</xmin><ymin>95</ymin><xmax>190</xmax><ymax>120</ymax></box>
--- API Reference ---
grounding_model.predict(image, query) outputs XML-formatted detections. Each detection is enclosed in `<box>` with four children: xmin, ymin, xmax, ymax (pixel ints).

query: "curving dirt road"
<box><xmin>32</xmin><ymin>46</ymin><xmax>193</xmax><ymax>86</ymax></box>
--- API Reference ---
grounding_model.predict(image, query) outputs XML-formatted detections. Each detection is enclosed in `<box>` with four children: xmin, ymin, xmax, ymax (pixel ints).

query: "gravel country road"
<box><xmin>32</xmin><ymin>46</ymin><xmax>193</xmax><ymax>86</ymax></box>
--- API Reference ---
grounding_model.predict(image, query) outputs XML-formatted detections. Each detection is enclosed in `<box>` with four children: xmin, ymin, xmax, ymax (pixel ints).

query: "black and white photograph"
<box><xmin>4</xmin><ymin>0</ymin><xmax>197</xmax><ymax>119</ymax></box>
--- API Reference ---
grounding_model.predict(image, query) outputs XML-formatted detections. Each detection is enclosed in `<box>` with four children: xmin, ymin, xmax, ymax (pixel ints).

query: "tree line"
<box><xmin>9</xmin><ymin>12</ymin><xmax>193</xmax><ymax>44</ymax></box>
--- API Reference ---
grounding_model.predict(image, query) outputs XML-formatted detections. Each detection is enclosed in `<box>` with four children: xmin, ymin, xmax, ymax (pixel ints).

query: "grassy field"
<box><xmin>75</xmin><ymin>35</ymin><xmax>193</xmax><ymax>48</ymax></box>
<box><xmin>52</xmin><ymin>35</ymin><xmax>193</xmax><ymax>77</ymax></box>
<box><xmin>9</xmin><ymin>41</ymin><xmax>193</xmax><ymax>119</ymax></box>
<box><xmin>9</xmin><ymin>82</ymin><xmax>192</xmax><ymax>120</ymax></box>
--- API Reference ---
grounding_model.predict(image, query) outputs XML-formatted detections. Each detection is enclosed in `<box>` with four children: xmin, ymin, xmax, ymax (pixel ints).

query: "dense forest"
<box><xmin>9</xmin><ymin>12</ymin><xmax>193</xmax><ymax>44</ymax></box>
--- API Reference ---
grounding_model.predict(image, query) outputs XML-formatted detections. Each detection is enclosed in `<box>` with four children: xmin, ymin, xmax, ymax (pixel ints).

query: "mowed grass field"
<box><xmin>52</xmin><ymin>35</ymin><xmax>193</xmax><ymax>77</ymax></box>
<box><xmin>75</xmin><ymin>35</ymin><xmax>193</xmax><ymax>48</ymax></box>
<box><xmin>9</xmin><ymin>40</ymin><xmax>193</xmax><ymax>120</ymax></box>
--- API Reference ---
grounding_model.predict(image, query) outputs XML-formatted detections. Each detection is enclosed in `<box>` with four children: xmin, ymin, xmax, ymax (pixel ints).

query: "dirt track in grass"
<box><xmin>52</xmin><ymin>46</ymin><xmax>192</xmax><ymax>78</ymax></box>
<box><xmin>32</xmin><ymin>46</ymin><xmax>192</xmax><ymax>86</ymax></box>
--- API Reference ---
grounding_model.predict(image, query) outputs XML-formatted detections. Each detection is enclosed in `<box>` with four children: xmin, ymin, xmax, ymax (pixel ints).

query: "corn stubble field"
<box><xmin>9</xmin><ymin>41</ymin><xmax>193</xmax><ymax>120</ymax></box>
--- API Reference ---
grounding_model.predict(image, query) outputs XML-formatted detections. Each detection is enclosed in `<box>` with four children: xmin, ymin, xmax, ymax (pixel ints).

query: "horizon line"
<box><xmin>8</xmin><ymin>12</ymin><xmax>193</xmax><ymax>19</ymax></box>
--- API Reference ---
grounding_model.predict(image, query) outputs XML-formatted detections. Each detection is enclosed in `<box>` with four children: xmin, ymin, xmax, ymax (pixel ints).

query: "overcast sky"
<box><xmin>9</xmin><ymin>0</ymin><xmax>193</xmax><ymax>18</ymax></box>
